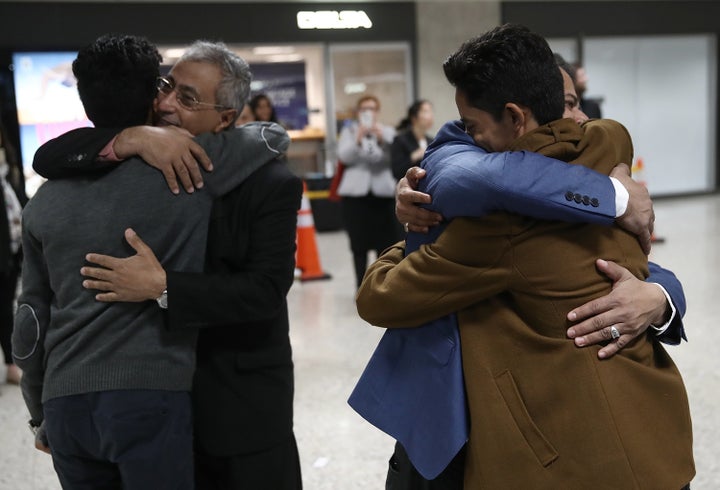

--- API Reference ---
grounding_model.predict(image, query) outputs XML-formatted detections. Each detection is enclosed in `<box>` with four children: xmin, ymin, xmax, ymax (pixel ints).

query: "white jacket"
<box><xmin>336</xmin><ymin>121</ymin><xmax>397</xmax><ymax>198</ymax></box>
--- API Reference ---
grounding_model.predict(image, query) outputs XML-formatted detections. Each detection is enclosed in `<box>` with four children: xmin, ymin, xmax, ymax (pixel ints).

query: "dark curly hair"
<box><xmin>443</xmin><ymin>24</ymin><xmax>563</xmax><ymax>125</ymax></box>
<box><xmin>73</xmin><ymin>34</ymin><xmax>162</xmax><ymax>128</ymax></box>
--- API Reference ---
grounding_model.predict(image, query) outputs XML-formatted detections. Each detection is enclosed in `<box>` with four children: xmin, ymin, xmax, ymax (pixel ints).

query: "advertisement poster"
<box><xmin>249</xmin><ymin>62</ymin><xmax>308</xmax><ymax>130</ymax></box>
<box><xmin>13</xmin><ymin>51</ymin><xmax>91</xmax><ymax>195</ymax></box>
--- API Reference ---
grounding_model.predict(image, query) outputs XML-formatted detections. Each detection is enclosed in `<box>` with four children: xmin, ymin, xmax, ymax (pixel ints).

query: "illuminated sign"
<box><xmin>297</xmin><ymin>10</ymin><xmax>373</xmax><ymax>30</ymax></box>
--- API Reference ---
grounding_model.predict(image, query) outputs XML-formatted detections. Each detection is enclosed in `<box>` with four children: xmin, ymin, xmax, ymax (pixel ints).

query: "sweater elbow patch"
<box><xmin>12</xmin><ymin>304</ymin><xmax>41</xmax><ymax>361</ymax></box>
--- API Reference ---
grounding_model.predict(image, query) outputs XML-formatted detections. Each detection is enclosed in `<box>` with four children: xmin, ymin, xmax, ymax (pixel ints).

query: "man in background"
<box><xmin>573</xmin><ymin>62</ymin><xmax>603</xmax><ymax>118</ymax></box>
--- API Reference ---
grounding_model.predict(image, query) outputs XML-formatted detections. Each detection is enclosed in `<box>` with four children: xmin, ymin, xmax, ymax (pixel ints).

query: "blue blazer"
<box><xmin>348</xmin><ymin>120</ymin><xmax>686</xmax><ymax>479</ymax></box>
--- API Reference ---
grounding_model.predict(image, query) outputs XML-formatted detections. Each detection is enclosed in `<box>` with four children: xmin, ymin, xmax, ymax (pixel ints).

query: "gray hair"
<box><xmin>179</xmin><ymin>40</ymin><xmax>252</xmax><ymax>118</ymax></box>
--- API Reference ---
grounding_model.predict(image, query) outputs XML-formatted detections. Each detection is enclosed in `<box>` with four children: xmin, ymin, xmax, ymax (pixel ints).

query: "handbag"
<box><xmin>328</xmin><ymin>161</ymin><xmax>345</xmax><ymax>202</ymax></box>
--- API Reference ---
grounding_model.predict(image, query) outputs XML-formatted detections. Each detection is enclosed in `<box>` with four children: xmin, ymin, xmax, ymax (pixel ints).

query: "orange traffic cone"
<box><xmin>296</xmin><ymin>181</ymin><xmax>332</xmax><ymax>281</ymax></box>
<box><xmin>631</xmin><ymin>157</ymin><xmax>645</xmax><ymax>185</ymax></box>
<box><xmin>632</xmin><ymin>157</ymin><xmax>664</xmax><ymax>244</ymax></box>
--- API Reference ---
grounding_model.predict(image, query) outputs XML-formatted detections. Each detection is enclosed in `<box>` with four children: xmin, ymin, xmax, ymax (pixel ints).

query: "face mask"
<box><xmin>359</xmin><ymin>110</ymin><xmax>374</xmax><ymax>128</ymax></box>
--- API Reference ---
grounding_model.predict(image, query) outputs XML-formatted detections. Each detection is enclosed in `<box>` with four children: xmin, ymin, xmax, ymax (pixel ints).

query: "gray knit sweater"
<box><xmin>12</xmin><ymin>122</ymin><xmax>289</xmax><ymax>422</ymax></box>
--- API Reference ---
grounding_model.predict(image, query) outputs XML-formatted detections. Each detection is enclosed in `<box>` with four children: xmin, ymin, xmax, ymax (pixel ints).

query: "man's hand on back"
<box><xmin>612</xmin><ymin>163</ymin><xmax>654</xmax><ymax>254</ymax></box>
<box><xmin>114</xmin><ymin>126</ymin><xmax>213</xmax><ymax>194</ymax></box>
<box><xmin>395</xmin><ymin>166</ymin><xmax>443</xmax><ymax>233</ymax></box>
<box><xmin>81</xmin><ymin>228</ymin><xmax>166</xmax><ymax>303</ymax></box>
<box><xmin>566</xmin><ymin>259</ymin><xmax>669</xmax><ymax>359</ymax></box>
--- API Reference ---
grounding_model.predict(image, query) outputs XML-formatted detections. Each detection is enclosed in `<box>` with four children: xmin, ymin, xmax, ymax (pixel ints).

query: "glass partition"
<box><xmin>547</xmin><ymin>34</ymin><xmax>715</xmax><ymax>196</ymax></box>
<box><xmin>584</xmin><ymin>34</ymin><xmax>716</xmax><ymax>195</ymax></box>
<box><xmin>326</xmin><ymin>42</ymin><xmax>413</xmax><ymax>172</ymax></box>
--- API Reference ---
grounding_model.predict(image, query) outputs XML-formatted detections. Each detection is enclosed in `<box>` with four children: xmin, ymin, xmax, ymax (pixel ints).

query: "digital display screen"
<box><xmin>12</xmin><ymin>51</ymin><xmax>91</xmax><ymax>195</ymax></box>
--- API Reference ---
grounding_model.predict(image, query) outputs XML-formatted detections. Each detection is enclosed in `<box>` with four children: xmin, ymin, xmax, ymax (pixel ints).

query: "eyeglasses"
<box><xmin>156</xmin><ymin>76</ymin><xmax>229</xmax><ymax>111</ymax></box>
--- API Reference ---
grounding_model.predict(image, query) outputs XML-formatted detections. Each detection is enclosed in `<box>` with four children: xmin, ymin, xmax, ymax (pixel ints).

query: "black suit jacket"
<box><xmin>390</xmin><ymin>129</ymin><xmax>433</xmax><ymax>181</ymax></box>
<box><xmin>33</xmin><ymin>127</ymin><xmax>122</xmax><ymax>179</ymax></box>
<box><xmin>167</xmin><ymin>159</ymin><xmax>302</xmax><ymax>456</ymax></box>
<box><xmin>33</xmin><ymin>129</ymin><xmax>303</xmax><ymax>456</ymax></box>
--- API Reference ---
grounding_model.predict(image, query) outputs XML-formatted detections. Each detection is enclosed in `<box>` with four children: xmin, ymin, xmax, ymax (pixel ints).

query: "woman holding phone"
<box><xmin>336</xmin><ymin>94</ymin><xmax>399</xmax><ymax>289</ymax></box>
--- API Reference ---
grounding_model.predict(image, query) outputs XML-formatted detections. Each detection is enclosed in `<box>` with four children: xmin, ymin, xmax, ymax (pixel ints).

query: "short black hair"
<box><xmin>443</xmin><ymin>24</ymin><xmax>563</xmax><ymax>125</ymax></box>
<box><xmin>73</xmin><ymin>34</ymin><xmax>162</xmax><ymax>128</ymax></box>
<box><xmin>554</xmin><ymin>53</ymin><xmax>577</xmax><ymax>85</ymax></box>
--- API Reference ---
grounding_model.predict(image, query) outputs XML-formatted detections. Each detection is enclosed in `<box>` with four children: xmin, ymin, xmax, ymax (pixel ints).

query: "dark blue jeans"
<box><xmin>44</xmin><ymin>390</ymin><xmax>193</xmax><ymax>490</ymax></box>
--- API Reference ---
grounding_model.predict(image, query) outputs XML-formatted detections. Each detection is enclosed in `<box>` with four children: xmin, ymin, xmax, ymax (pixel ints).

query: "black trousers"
<box><xmin>386</xmin><ymin>442</ymin><xmax>464</xmax><ymax>490</ymax></box>
<box><xmin>385</xmin><ymin>442</ymin><xmax>691</xmax><ymax>490</ymax></box>
<box><xmin>195</xmin><ymin>434</ymin><xmax>302</xmax><ymax>490</ymax></box>
<box><xmin>341</xmin><ymin>195</ymin><xmax>402</xmax><ymax>288</ymax></box>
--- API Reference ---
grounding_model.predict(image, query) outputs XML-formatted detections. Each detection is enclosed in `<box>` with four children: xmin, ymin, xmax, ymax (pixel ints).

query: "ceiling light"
<box><xmin>253</xmin><ymin>46</ymin><xmax>296</xmax><ymax>56</ymax></box>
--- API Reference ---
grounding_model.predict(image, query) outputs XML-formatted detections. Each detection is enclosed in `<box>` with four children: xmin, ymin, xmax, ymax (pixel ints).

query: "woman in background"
<box><xmin>336</xmin><ymin>94</ymin><xmax>399</xmax><ymax>288</ymax></box>
<box><xmin>249</xmin><ymin>93</ymin><xmax>279</xmax><ymax>124</ymax></box>
<box><xmin>0</xmin><ymin>117</ymin><xmax>25</xmax><ymax>385</ymax></box>
<box><xmin>391</xmin><ymin>99</ymin><xmax>434</xmax><ymax>180</ymax></box>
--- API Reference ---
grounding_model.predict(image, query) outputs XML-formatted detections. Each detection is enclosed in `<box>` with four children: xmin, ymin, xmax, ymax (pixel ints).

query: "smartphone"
<box><xmin>359</xmin><ymin>110</ymin><xmax>373</xmax><ymax>129</ymax></box>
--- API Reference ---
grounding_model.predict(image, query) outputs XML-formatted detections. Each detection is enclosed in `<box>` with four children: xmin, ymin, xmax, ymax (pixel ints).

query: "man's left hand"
<box><xmin>566</xmin><ymin>259</ymin><xmax>667</xmax><ymax>359</ymax></box>
<box><xmin>114</xmin><ymin>126</ymin><xmax>212</xmax><ymax>195</ymax></box>
<box><xmin>35</xmin><ymin>439</ymin><xmax>51</xmax><ymax>454</ymax></box>
<box><xmin>81</xmin><ymin>228</ymin><xmax>166</xmax><ymax>303</ymax></box>
<box><xmin>34</xmin><ymin>423</ymin><xmax>51</xmax><ymax>454</ymax></box>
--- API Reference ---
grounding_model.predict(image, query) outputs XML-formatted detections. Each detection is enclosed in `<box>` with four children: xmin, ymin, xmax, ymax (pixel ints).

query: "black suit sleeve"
<box><xmin>32</xmin><ymin>127</ymin><xmax>121</xmax><ymax>179</ymax></box>
<box><xmin>166</xmin><ymin>164</ymin><xmax>302</xmax><ymax>328</ymax></box>
<box><xmin>391</xmin><ymin>132</ymin><xmax>416</xmax><ymax>181</ymax></box>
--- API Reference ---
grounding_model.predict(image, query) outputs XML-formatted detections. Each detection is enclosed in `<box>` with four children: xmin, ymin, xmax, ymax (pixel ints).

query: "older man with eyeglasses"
<box><xmin>156</xmin><ymin>76</ymin><xmax>231</xmax><ymax>111</ymax></box>
<box><xmin>26</xmin><ymin>38</ymin><xmax>303</xmax><ymax>490</ymax></box>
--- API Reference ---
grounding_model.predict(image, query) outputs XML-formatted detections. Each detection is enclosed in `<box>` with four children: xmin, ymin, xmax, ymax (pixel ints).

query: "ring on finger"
<box><xmin>609</xmin><ymin>325</ymin><xmax>620</xmax><ymax>340</ymax></box>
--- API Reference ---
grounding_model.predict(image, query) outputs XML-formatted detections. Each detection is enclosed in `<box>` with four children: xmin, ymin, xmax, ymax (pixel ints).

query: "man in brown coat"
<box><xmin>356</xmin><ymin>24</ymin><xmax>694</xmax><ymax>489</ymax></box>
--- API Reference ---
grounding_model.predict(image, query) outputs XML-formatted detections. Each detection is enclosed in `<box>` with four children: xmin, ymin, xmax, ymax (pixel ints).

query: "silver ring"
<box><xmin>610</xmin><ymin>325</ymin><xmax>620</xmax><ymax>340</ymax></box>
<box><xmin>404</xmin><ymin>222</ymin><xmax>409</xmax><ymax>233</ymax></box>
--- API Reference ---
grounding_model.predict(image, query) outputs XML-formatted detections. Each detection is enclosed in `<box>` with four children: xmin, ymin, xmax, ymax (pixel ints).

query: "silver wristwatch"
<box><xmin>156</xmin><ymin>289</ymin><xmax>168</xmax><ymax>309</ymax></box>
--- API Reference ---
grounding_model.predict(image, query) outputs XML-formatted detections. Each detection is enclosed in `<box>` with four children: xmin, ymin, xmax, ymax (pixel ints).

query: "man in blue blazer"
<box><xmin>350</xmin><ymin>42</ymin><xmax>685</xmax><ymax>488</ymax></box>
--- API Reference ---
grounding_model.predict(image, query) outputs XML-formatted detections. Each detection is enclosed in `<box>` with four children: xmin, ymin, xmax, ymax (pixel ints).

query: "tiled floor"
<box><xmin>1</xmin><ymin>194</ymin><xmax>719</xmax><ymax>489</ymax></box>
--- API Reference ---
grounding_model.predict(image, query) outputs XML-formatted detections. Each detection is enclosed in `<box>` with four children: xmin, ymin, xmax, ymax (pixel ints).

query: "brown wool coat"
<box><xmin>357</xmin><ymin>119</ymin><xmax>695</xmax><ymax>489</ymax></box>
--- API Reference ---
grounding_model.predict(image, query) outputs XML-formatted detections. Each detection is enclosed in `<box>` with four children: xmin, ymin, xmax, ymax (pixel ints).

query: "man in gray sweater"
<box><xmin>11</xmin><ymin>35</ymin><xmax>288</xmax><ymax>489</ymax></box>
